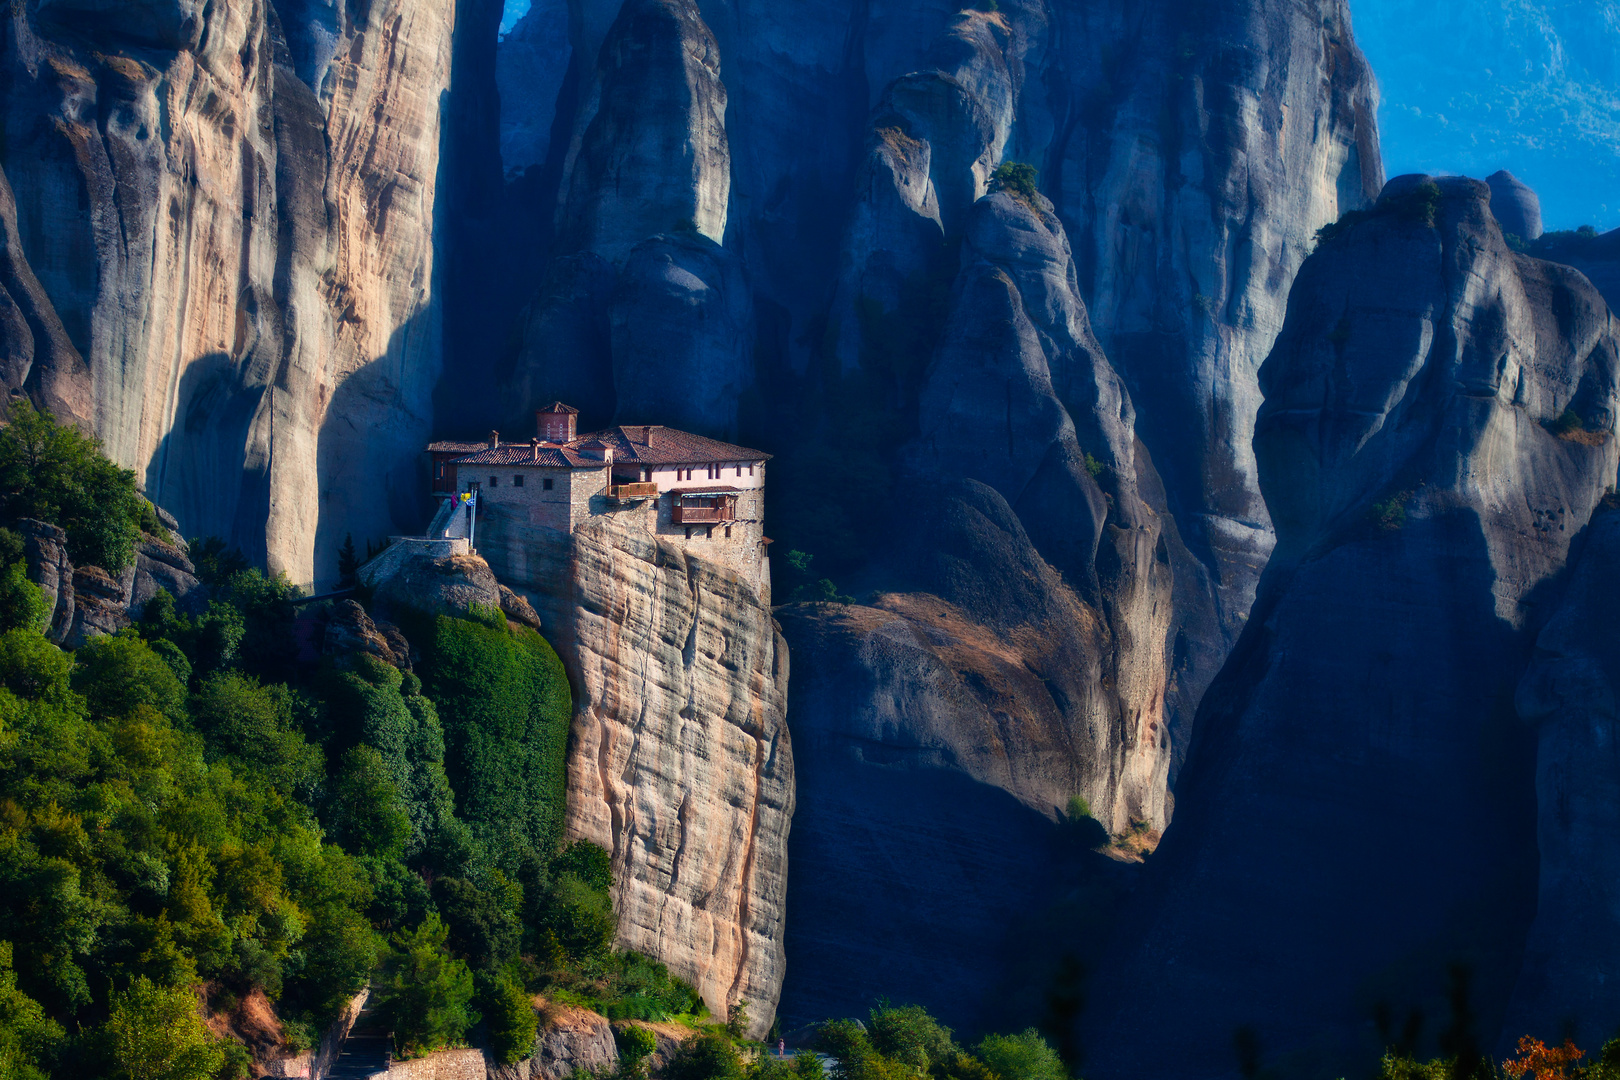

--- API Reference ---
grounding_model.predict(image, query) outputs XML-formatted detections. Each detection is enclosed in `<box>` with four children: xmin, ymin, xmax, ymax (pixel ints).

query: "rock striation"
<box><xmin>1505</xmin><ymin>505</ymin><xmax>1620</xmax><ymax>1049</ymax></box>
<box><xmin>1082</xmin><ymin>175</ymin><xmax>1620</xmax><ymax>1078</ymax></box>
<box><xmin>474</xmin><ymin>506</ymin><xmax>791</xmax><ymax>1038</ymax></box>
<box><xmin>0</xmin><ymin>0</ymin><xmax>455</xmax><ymax>586</ymax></box>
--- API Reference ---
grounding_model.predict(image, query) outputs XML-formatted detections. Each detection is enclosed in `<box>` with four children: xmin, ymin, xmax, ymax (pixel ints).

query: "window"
<box><xmin>724</xmin><ymin>525</ymin><xmax>732</xmax><ymax>538</ymax></box>
<box><xmin>705</xmin><ymin>526</ymin><xmax>713</xmax><ymax>539</ymax></box>
<box><xmin>684</xmin><ymin>527</ymin><xmax>692</xmax><ymax>540</ymax></box>
<box><xmin>736</xmin><ymin>465</ymin><xmax>742</xmax><ymax>477</ymax></box>
<box><xmin>748</xmin><ymin>464</ymin><xmax>754</xmax><ymax>476</ymax></box>
<box><xmin>514</xmin><ymin>474</ymin><xmax>524</xmax><ymax>487</ymax></box>
<box><xmin>489</xmin><ymin>475</ymin><xmax>498</xmax><ymax>487</ymax></box>
<box><xmin>436</xmin><ymin>463</ymin><xmax>445</xmax><ymax>478</ymax></box>
<box><xmin>543</xmin><ymin>477</ymin><xmax>554</xmax><ymax>491</ymax></box>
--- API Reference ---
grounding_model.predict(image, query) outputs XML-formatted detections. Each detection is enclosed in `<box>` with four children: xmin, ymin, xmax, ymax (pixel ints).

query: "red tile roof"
<box><xmin>426</xmin><ymin>440</ymin><xmax>492</xmax><ymax>454</ymax></box>
<box><xmin>436</xmin><ymin>425</ymin><xmax>770</xmax><ymax>469</ymax></box>
<box><xmin>538</xmin><ymin>401</ymin><xmax>580</xmax><ymax>414</ymax></box>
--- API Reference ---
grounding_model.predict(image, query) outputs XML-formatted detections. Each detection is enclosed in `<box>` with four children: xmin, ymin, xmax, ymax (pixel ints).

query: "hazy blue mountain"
<box><xmin>1350</xmin><ymin>0</ymin><xmax>1620</xmax><ymax>230</ymax></box>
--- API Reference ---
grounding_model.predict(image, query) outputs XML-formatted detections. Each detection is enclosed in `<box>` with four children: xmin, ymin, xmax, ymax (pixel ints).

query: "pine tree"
<box><xmin>337</xmin><ymin>532</ymin><xmax>360</xmax><ymax>585</ymax></box>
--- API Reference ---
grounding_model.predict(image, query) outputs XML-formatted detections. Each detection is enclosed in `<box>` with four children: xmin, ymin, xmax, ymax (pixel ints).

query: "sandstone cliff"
<box><xmin>0</xmin><ymin>0</ymin><xmax>454</xmax><ymax>586</ymax></box>
<box><xmin>475</xmin><ymin>0</ymin><xmax>1381</xmax><ymax>1031</ymax></box>
<box><xmin>474</xmin><ymin>506</ymin><xmax>791</xmax><ymax>1038</ymax></box>
<box><xmin>1082</xmin><ymin>176</ymin><xmax>1620</xmax><ymax>1078</ymax></box>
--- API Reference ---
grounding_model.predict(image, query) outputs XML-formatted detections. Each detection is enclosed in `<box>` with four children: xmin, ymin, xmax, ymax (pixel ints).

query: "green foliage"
<box><xmin>105</xmin><ymin>978</ymin><xmax>225</xmax><ymax>1080</ymax></box>
<box><xmin>554</xmin><ymin>840</ymin><xmax>614</xmax><ymax>893</ymax></box>
<box><xmin>435</xmin><ymin>873</ymin><xmax>522</xmax><ymax>974</ymax></box>
<box><xmin>616</xmin><ymin>1024</ymin><xmax>658</xmax><ymax>1072</ymax></box>
<box><xmin>1082</xmin><ymin>454</ymin><xmax>1106</xmax><ymax>479</ymax></box>
<box><xmin>72</xmin><ymin>631</ymin><xmax>187</xmax><ymax>722</ymax></box>
<box><xmin>328</xmin><ymin>746</ymin><xmax>411</xmax><ymax>859</ymax></box>
<box><xmin>537</xmin><ymin>873</ymin><xmax>617</xmax><ymax>964</ymax></box>
<box><xmin>189</xmin><ymin>673</ymin><xmax>322</xmax><ymax>798</ymax></box>
<box><xmin>973</xmin><ymin>0</ymin><xmax>999</xmax><ymax>10</ymax></box>
<box><xmin>185</xmin><ymin>539</ymin><xmax>249</xmax><ymax>590</ymax></box>
<box><xmin>869</xmin><ymin>1003</ymin><xmax>954</xmax><ymax>1071</ymax></box>
<box><xmin>481</xmin><ymin>973</ymin><xmax>538</xmax><ymax>1066</ymax></box>
<box><xmin>1555</xmin><ymin>408</ymin><xmax>1584</xmax><ymax>435</ymax></box>
<box><xmin>1371</xmin><ymin>493</ymin><xmax>1411</xmax><ymax>531</ymax></box>
<box><xmin>418</xmin><ymin>617</ymin><xmax>571</xmax><ymax>874</ymax></box>
<box><xmin>0</xmin><ymin>942</ymin><xmax>61</xmax><ymax>1080</ymax></box>
<box><xmin>1386</xmin><ymin>180</ymin><xmax>1444</xmax><ymax>227</ymax></box>
<box><xmin>665</xmin><ymin>1029</ymin><xmax>747</xmax><ymax>1080</ymax></box>
<box><xmin>974</xmin><ymin>1030</ymin><xmax>1065</xmax><ymax>1080</ymax></box>
<box><xmin>991</xmin><ymin>162</ymin><xmax>1040</xmax><ymax>204</ymax></box>
<box><xmin>0</xmin><ymin>402</ymin><xmax>143</xmax><ymax>572</ymax></box>
<box><xmin>374</xmin><ymin>913</ymin><xmax>477</xmax><ymax>1058</ymax></box>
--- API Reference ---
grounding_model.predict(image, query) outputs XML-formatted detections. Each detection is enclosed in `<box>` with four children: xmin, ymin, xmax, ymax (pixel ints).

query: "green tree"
<box><xmin>665</xmin><ymin>1029</ymin><xmax>746</xmax><ymax>1080</ymax></box>
<box><xmin>189</xmin><ymin>673</ymin><xmax>322</xmax><ymax>797</ymax></box>
<box><xmin>869</xmin><ymin>1003</ymin><xmax>954</xmax><ymax>1071</ymax></box>
<box><xmin>337</xmin><ymin>533</ymin><xmax>361</xmax><ymax>587</ymax></box>
<box><xmin>104</xmin><ymin>977</ymin><xmax>225</xmax><ymax>1080</ymax></box>
<box><xmin>974</xmin><ymin>1030</ymin><xmax>1066</xmax><ymax>1080</ymax></box>
<box><xmin>328</xmin><ymin>746</ymin><xmax>411</xmax><ymax>859</ymax></box>
<box><xmin>0</xmin><ymin>401</ymin><xmax>143</xmax><ymax>571</ymax></box>
<box><xmin>0</xmin><ymin>528</ymin><xmax>48</xmax><ymax>634</ymax></box>
<box><xmin>374</xmin><ymin>913</ymin><xmax>476</xmax><ymax>1058</ymax></box>
<box><xmin>482</xmin><ymin>974</ymin><xmax>538</xmax><ymax>1066</ymax></box>
<box><xmin>0</xmin><ymin>942</ymin><xmax>61</xmax><ymax>1080</ymax></box>
<box><xmin>72</xmin><ymin>632</ymin><xmax>186</xmax><ymax>721</ymax></box>
<box><xmin>991</xmin><ymin>162</ymin><xmax>1039</xmax><ymax>203</ymax></box>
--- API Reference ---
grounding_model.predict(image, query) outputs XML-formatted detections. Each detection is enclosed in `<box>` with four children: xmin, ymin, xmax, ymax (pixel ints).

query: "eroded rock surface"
<box><xmin>0</xmin><ymin>0</ymin><xmax>454</xmax><ymax>586</ymax></box>
<box><xmin>1083</xmin><ymin>176</ymin><xmax>1620</xmax><ymax>1078</ymax></box>
<box><xmin>1506</xmin><ymin>507</ymin><xmax>1620</xmax><ymax>1048</ymax></box>
<box><xmin>476</xmin><ymin>509</ymin><xmax>791</xmax><ymax>1038</ymax></box>
<box><xmin>1489</xmin><ymin>169</ymin><xmax>1545</xmax><ymax>242</ymax></box>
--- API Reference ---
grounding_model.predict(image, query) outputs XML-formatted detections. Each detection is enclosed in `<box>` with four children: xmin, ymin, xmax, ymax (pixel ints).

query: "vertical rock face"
<box><xmin>476</xmin><ymin>509</ymin><xmax>792</xmax><ymax>1038</ymax></box>
<box><xmin>1507</xmin><ymin>507</ymin><xmax>1620</xmax><ymax>1049</ymax></box>
<box><xmin>1082</xmin><ymin>176</ymin><xmax>1620</xmax><ymax>1078</ymax></box>
<box><xmin>0</xmin><ymin>0</ymin><xmax>454</xmax><ymax>585</ymax></box>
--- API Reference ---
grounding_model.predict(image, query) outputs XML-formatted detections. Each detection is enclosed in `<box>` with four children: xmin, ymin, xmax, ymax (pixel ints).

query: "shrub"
<box><xmin>0</xmin><ymin>942</ymin><xmax>61</xmax><ymax>1080</ymax></box>
<box><xmin>974</xmin><ymin>1030</ymin><xmax>1066</xmax><ymax>1080</ymax></box>
<box><xmin>991</xmin><ymin>162</ymin><xmax>1039</xmax><ymax>204</ymax></box>
<box><xmin>1370</xmin><ymin>493</ymin><xmax>1411</xmax><ymax>531</ymax></box>
<box><xmin>374</xmin><ymin>913</ymin><xmax>477</xmax><ymax>1058</ymax></box>
<box><xmin>665</xmin><ymin>1029</ymin><xmax>746</xmax><ymax>1080</ymax></box>
<box><xmin>616</xmin><ymin>1024</ymin><xmax>658</xmax><ymax>1074</ymax></box>
<box><xmin>1082</xmin><ymin>454</ymin><xmax>1105</xmax><ymax>479</ymax></box>
<box><xmin>1554</xmin><ymin>408</ymin><xmax>1583</xmax><ymax>435</ymax></box>
<box><xmin>0</xmin><ymin>401</ymin><xmax>143</xmax><ymax>572</ymax></box>
<box><xmin>328</xmin><ymin>746</ymin><xmax>411</xmax><ymax>859</ymax></box>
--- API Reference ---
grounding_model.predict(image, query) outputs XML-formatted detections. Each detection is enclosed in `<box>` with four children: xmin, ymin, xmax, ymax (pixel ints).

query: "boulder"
<box><xmin>358</xmin><ymin>543</ymin><xmax>505</xmax><ymax>624</ymax></box>
<box><xmin>17</xmin><ymin>518</ymin><xmax>74</xmax><ymax>644</ymax></box>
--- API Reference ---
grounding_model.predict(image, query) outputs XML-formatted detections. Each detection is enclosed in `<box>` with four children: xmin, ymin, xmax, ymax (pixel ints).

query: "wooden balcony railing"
<box><xmin>608</xmin><ymin>482</ymin><xmax>659</xmax><ymax>500</ymax></box>
<box><xmin>672</xmin><ymin>504</ymin><xmax>735</xmax><ymax>524</ymax></box>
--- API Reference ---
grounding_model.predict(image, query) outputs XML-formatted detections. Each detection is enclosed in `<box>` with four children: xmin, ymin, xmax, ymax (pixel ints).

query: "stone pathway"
<box><xmin>326</xmin><ymin>1004</ymin><xmax>391</xmax><ymax>1077</ymax></box>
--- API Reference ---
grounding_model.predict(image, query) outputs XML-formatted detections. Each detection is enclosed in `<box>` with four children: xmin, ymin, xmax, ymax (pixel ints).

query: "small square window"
<box><xmin>543</xmin><ymin>477</ymin><xmax>554</xmax><ymax>491</ymax></box>
<box><xmin>514</xmin><ymin>474</ymin><xmax>524</xmax><ymax>487</ymax></box>
<box><xmin>489</xmin><ymin>476</ymin><xmax>498</xmax><ymax>487</ymax></box>
<box><xmin>724</xmin><ymin>525</ymin><xmax>732</xmax><ymax>538</ymax></box>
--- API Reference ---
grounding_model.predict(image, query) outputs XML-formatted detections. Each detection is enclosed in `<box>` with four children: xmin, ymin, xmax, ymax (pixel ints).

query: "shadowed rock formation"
<box><xmin>1504</xmin><ymin>506</ymin><xmax>1620</xmax><ymax>1049</ymax></box>
<box><xmin>1082</xmin><ymin>175</ymin><xmax>1620</xmax><ymax>1079</ymax></box>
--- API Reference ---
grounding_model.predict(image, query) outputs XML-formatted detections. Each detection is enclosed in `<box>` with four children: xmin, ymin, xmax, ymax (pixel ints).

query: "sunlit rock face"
<box><xmin>0</xmin><ymin>0</ymin><xmax>454</xmax><ymax>586</ymax></box>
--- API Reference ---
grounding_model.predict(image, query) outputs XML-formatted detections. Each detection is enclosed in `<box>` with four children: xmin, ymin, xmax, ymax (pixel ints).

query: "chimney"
<box><xmin>489</xmin><ymin>430</ymin><xmax>500</xmax><ymax>449</ymax></box>
<box><xmin>536</xmin><ymin>401</ymin><xmax>579</xmax><ymax>443</ymax></box>
<box><xmin>530</xmin><ymin>437</ymin><xmax>540</xmax><ymax>462</ymax></box>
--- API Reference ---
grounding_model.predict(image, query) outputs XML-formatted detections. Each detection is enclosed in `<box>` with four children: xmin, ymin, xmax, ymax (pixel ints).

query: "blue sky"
<box><xmin>501</xmin><ymin>0</ymin><xmax>531</xmax><ymax>35</ymax></box>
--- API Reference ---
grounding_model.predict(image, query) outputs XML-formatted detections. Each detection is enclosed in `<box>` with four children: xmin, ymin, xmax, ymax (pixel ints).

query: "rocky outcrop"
<box><xmin>358</xmin><ymin>542</ymin><xmax>505</xmax><ymax>623</ymax></box>
<box><xmin>476</xmin><ymin>507</ymin><xmax>791</xmax><ymax>1038</ymax></box>
<box><xmin>19</xmin><ymin>517</ymin><xmax>204</xmax><ymax>647</ymax></box>
<box><xmin>1489</xmin><ymin>170</ymin><xmax>1544</xmax><ymax>242</ymax></box>
<box><xmin>0</xmin><ymin>0</ymin><xmax>454</xmax><ymax>586</ymax></box>
<box><xmin>1504</xmin><ymin>506</ymin><xmax>1620</xmax><ymax>1049</ymax></box>
<box><xmin>1082</xmin><ymin>176</ymin><xmax>1620</xmax><ymax>1078</ymax></box>
<box><xmin>495</xmin><ymin>1003</ymin><xmax>617</xmax><ymax>1080</ymax></box>
<box><xmin>322</xmin><ymin>599</ymin><xmax>412</xmax><ymax>670</ymax></box>
<box><xmin>497</xmin><ymin>0</ymin><xmax>573</xmax><ymax>181</ymax></box>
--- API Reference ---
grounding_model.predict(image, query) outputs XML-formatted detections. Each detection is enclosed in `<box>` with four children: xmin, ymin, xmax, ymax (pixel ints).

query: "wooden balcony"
<box><xmin>672</xmin><ymin>503</ymin><xmax>735</xmax><ymax>524</ymax></box>
<box><xmin>608</xmin><ymin>482</ymin><xmax>659</xmax><ymax>500</ymax></box>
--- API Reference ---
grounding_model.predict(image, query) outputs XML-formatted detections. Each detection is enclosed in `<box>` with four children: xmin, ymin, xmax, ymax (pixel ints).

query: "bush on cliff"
<box><xmin>372</xmin><ymin>913</ymin><xmax>477</xmax><ymax>1058</ymax></box>
<box><xmin>0</xmin><ymin>401</ymin><xmax>144</xmax><ymax>572</ymax></box>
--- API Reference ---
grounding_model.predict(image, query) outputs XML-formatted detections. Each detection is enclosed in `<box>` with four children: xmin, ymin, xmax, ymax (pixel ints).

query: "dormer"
<box><xmin>536</xmin><ymin>401</ymin><xmax>579</xmax><ymax>443</ymax></box>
